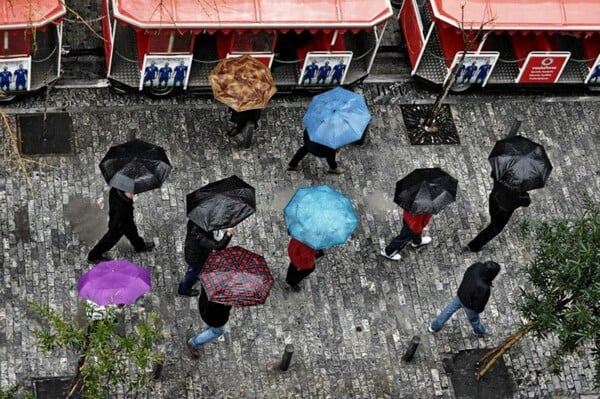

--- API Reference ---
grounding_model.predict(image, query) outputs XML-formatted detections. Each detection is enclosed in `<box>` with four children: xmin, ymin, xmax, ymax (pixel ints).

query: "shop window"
<box><xmin>147</xmin><ymin>32</ymin><xmax>193</xmax><ymax>53</ymax></box>
<box><xmin>2</xmin><ymin>30</ymin><xmax>29</xmax><ymax>56</ymax></box>
<box><xmin>231</xmin><ymin>31</ymin><xmax>275</xmax><ymax>53</ymax></box>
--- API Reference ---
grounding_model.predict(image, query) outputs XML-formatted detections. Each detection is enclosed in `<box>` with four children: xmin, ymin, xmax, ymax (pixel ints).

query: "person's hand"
<box><xmin>226</xmin><ymin>228</ymin><xmax>234</xmax><ymax>236</ymax></box>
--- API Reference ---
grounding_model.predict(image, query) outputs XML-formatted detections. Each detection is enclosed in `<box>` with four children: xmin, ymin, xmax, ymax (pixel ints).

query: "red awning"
<box><xmin>113</xmin><ymin>0</ymin><xmax>393</xmax><ymax>30</ymax></box>
<box><xmin>430</xmin><ymin>0</ymin><xmax>600</xmax><ymax>31</ymax></box>
<box><xmin>0</xmin><ymin>0</ymin><xmax>66</xmax><ymax>29</ymax></box>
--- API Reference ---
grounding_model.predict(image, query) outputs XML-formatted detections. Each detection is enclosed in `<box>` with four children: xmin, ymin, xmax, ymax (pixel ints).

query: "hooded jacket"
<box><xmin>184</xmin><ymin>220</ymin><xmax>232</xmax><ymax>270</ymax></box>
<box><xmin>457</xmin><ymin>261</ymin><xmax>501</xmax><ymax>313</ymax></box>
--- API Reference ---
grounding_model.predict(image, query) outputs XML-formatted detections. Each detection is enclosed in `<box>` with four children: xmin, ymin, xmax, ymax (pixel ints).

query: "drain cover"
<box><xmin>18</xmin><ymin>112</ymin><xmax>74</xmax><ymax>155</ymax></box>
<box><xmin>401</xmin><ymin>104</ymin><xmax>460</xmax><ymax>145</ymax></box>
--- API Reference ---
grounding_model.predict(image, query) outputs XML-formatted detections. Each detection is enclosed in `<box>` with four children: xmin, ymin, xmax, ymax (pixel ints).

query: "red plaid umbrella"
<box><xmin>200</xmin><ymin>246</ymin><xmax>274</xmax><ymax>306</ymax></box>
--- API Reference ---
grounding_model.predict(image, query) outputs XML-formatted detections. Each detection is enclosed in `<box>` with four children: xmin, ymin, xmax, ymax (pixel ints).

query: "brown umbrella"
<box><xmin>209</xmin><ymin>55</ymin><xmax>277</xmax><ymax>112</ymax></box>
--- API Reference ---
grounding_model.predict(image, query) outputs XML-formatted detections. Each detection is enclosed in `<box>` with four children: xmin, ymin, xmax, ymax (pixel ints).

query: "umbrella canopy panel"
<box><xmin>78</xmin><ymin>260</ymin><xmax>151</xmax><ymax>306</ymax></box>
<box><xmin>113</xmin><ymin>0</ymin><xmax>394</xmax><ymax>29</ymax></box>
<box><xmin>394</xmin><ymin>167</ymin><xmax>458</xmax><ymax>215</ymax></box>
<box><xmin>489</xmin><ymin>135</ymin><xmax>553</xmax><ymax>191</ymax></box>
<box><xmin>284</xmin><ymin>184</ymin><xmax>359</xmax><ymax>250</ymax></box>
<box><xmin>99</xmin><ymin>139</ymin><xmax>172</xmax><ymax>194</ymax></box>
<box><xmin>0</xmin><ymin>0</ymin><xmax>66</xmax><ymax>29</ymax></box>
<box><xmin>186</xmin><ymin>175</ymin><xmax>256</xmax><ymax>232</ymax></box>
<box><xmin>200</xmin><ymin>246</ymin><xmax>274</xmax><ymax>307</ymax></box>
<box><xmin>303</xmin><ymin>87</ymin><xmax>372</xmax><ymax>149</ymax></box>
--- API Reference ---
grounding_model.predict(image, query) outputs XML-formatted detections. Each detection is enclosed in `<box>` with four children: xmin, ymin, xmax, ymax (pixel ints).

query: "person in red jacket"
<box><xmin>380</xmin><ymin>210</ymin><xmax>432</xmax><ymax>261</ymax></box>
<box><xmin>286</xmin><ymin>238</ymin><xmax>324</xmax><ymax>291</ymax></box>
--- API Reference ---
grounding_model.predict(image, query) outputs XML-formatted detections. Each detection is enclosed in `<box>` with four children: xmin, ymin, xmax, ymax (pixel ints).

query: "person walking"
<box><xmin>287</xmin><ymin>129</ymin><xmax>344</xmax><ymax>175</ymax></box>
<box><xmin>187</xmin><ymin>285</ymin><xmax>232</xmax><ymax>358</ymax></box>
<box><xmin>178</xmin><ymin>221</ymin><xmax>233</xmax><ymax>296</ymax></box>
<box><xmin>87</xmin><ymin>188</ymin><xmax>155</xmax><ymax>263</ymax></box>
<box><xmin>285</xmin><ymin>238</ymin><xmax>324</xmax><ymax>291</ymax></box>
<box><xmin>380</xmin><ymin>210</ymin><xmax>432</xmax><ymax>261</ymax></box>
<box><xmin>226</xmin><ymin>108</ymin><xmax>262</xmax><ymax>148</ymax></box>
<box><xmin>429</xmin><ymin>261</ymin><xmax>501</xmax><ymax>336</ymax></box>
<box><xmin>467</xmin><ymin>177</ymin><xmax>531</xmax><ymax>252</ymax></box>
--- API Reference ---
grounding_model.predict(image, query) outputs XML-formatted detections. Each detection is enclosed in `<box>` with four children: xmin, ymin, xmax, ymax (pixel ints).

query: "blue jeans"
<box><xmin>430</xmin><ymin>296</ymin><xmax>486</xmax><ymax>335</ymax></box>
<box><xmin>178</xmin><ymin>265</ymin><xmax>199</xmax><ymax>293</ymax></box>
<box><xmin>190</xmin><ymin>325</ymin><xmax>226</xmax><ymax>349</ymax></box>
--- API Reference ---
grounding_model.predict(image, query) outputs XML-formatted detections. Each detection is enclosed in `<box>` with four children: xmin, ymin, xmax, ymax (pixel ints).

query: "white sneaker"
<box><xmin>428</xmin><ymin>325</ymin><xmax>438</xmax><ymax>333</ymax></box>
<box><xmin>411</xmin><ymin>236</ymin><xmax>432</xmax><ymax>248</ymax></box>
<box><xmin>380</xmin><ymin>249</ymin><xmax>401</xmax><ymax>261</ymax></box>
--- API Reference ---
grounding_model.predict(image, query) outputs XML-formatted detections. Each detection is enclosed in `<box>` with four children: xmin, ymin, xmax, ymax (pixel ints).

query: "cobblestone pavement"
<box><xmin>1</xmin><ymin>86</ymin><xmax>599</xmax><ymax>399</ymax></box>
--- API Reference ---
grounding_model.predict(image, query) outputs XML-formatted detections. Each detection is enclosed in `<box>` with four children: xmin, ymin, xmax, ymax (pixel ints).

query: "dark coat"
<box><xmin>230</xmin><ymin>109</ymin><xmax>262</xmax><ymax>127</ymax></box>
<box><xmin>198</xmin><ymin>286</ymin><xmax>231</xmax><ymax>328</ymax></box>
<box><xmin>107</xmin><ymin>188</ymin><xmax>136</xmax><ymax>231</ymax></box>
<box><xmin>184</xmin><ymin>220</ymin><xmax>232</xmax><ymax>270</ymax></box>
<box><xmin>457</xmin><ymin>261</ymin><xmax>501</xmax><ymax>313</ymax></box>
<box><xmin>490</xmin><ymin>180</ymin><xmax>531</xmax><ymax>212</ymax></box>
<box><xmin>303</xmin><ymin>129</ymin><xmax>336</xmax><ymax>158</ymax></box>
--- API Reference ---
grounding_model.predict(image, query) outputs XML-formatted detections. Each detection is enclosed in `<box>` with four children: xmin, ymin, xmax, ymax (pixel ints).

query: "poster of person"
<box><xmin>226</xmin><ymin>53</ymin><xmax>275</xmax><ymax>69</ymax></box>
<box><xmin>298</xmin><ymin>52</ymin><xmax>353</xmax><ymax>86</ymax></box>
<box><xmin>444</xmin><ymin>52</ymin><xmax>500</xmax><ymax>87</ymax></box>
<box><xmin>584</xmin><ymin>54</ymin><xmax>600</xmax><ymax>85</ymax></box>
<box><xmin>139</xmin><ymin>54</ymin><xmax>193</xmax><ymax>90</ymax></box>
<box><xmin>0</xmin><ymin>57</ymin><xmax>31</xmax><ymax>92</ymax></box>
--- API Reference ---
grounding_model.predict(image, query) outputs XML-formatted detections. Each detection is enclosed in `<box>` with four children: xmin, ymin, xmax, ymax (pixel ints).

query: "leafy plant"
<box><xmin>30</xmin><ymin>302</ymin><xmax>164</xmax><ymax>399</ymax></box>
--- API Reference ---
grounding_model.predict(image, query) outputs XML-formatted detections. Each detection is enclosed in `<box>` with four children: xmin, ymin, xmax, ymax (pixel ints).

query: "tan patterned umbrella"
<box><xmin>209</xmin><ymin>55</ymin><xmax>277</xmax><ymax>112</ymax></box>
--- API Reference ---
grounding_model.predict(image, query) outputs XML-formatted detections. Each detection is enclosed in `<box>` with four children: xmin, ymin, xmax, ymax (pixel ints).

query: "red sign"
<box><xmin>517</xmin><ymin>52</ymin><xmax>570</xmax><ymax>84</ymax></box>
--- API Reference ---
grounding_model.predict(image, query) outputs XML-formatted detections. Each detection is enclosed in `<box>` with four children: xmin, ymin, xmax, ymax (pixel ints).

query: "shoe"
<box><xmin>87</xmin><ymin>255</ymin><xmax>112</xmax><ymax>264</ymax></box>
<box><xmin>187</xmin><ymin>340</ymin><xmax>201</xmax><ymax>358</ymax></box>
<box><xmin>411</xmin><ymin>236</ymin><xmax>432</xmax><ymax>248</ymax></box>
<box><xmin>327</xmin><ymin>167</ymin><xmax>345</xmax><ymax>175</ymax></box>
<box><xmin>473</xmin><ymin>331</ymin><xmax>490</xmax><ymax>338</ymax></box>
<box><xmin>136</xmin><ymin>242</ymin><xmax>155</xmax><ymax>253</ymax></box>
<box><xmin>287</xmin><ymin>164</ymin><xmax>301</xmax><ymax>171</ymax></box>
<box><xmin>178</xmin><ymin>289</ymin><xmax>200</xmax><ymax>297</ymax></box>
<box><xmin>380</xmin><ymin>249</ymin><xmax>401</xmax><ymax>261</ymax></box>
<box><xmin>428</xmin><ymin>325</ymin><xmax>439</xmax><ymax>333</ymax></box>
<box><xmin>288</xmin><ymin>283</ymin><xmax>302</xmax><ymax>292</ymax></box>
<box><xmin>467</xmin><ymin>243</ymin><xmax>481</xmax><ymax>252</ymax></box>
<box><xmin>226</xmin><ymin>127</ymin><xmax>240</xmax><ymax>137</ymax></box>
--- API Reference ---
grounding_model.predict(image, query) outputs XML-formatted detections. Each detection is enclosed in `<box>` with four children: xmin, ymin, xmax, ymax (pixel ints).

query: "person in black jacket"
<box><xmin>87</xmin><ymin>188</ymin><xmax>155</xmax><ymax>263</ymax></box>
<box><xmin>226</xmin><ymin>108</ymin><xmax>262</xmax><ymax>148</ymax></box>
<box><xmin>287</xmin><ymin>129</ymin><xmax>344</xmax><ymax>174</ymax></box>
<box><xmin>467</xmin><ymin>177</ymin><xmax>531</xmax><ymax>252</ymax></box>
<box><xmin>429</xmin><ymin>261</ymin><xmax>500</xmax><ymax>336</ymax></box>
<box><xmin>187</xmin><ymin>285</ymin><xmax>232</xmax><ymax>358</ymax></box>
<box><xmin>178</xmin><ymin>221</ymin><xmax>233</xmax><ymax>296</ymax></box>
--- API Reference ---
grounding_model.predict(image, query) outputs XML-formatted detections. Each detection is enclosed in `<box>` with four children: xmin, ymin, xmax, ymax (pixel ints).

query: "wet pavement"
<box><xmin>0</xmin><ymin>84</ymin><xmax>599</xmax><ymax>398</ymax></box>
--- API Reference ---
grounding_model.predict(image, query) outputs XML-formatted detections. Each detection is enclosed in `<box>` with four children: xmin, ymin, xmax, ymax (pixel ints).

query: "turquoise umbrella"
<box><xmin>284</xmin><ymin>184</ymin><xmax>359</xmax><ymax>250</ymax></box>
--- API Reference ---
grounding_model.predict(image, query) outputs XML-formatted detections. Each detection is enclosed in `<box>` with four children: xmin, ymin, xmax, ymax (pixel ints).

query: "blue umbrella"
<box><xmin>284</xmin><ymin>184</ymin><xmax>359</xmax><ymax>250</ymax></box>
<box><xmin>303</xmin><ymin>87</ymin><xmax>371</xmax><ymax>149</ymax></box>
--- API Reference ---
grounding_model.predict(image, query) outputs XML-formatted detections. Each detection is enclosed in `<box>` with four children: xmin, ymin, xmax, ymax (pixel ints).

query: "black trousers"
<box><xmin>285</xmin><ymin>263</ymin><xmax>315</xmax><ymax>286</ymax></box>
<box><xmin>468</xmin><ymin>199</ymin><xmax>515</xmax><ymax>251</ymax></box>
<box><xmin>88</xmin><ymin>224</ymin><xmax>145</xmax><ymax>259</ymax></box>
<box><xmin>289</xmin><ymin>146</ymin><xmax>337</xmax><ymax>169</ymax></box>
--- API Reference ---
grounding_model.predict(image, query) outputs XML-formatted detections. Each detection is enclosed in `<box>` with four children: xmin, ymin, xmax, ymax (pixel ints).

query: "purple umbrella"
<box><xmin>78</xmin><ymin>260</ymin><xmax>151</xmax><ymax>306</ymax></box>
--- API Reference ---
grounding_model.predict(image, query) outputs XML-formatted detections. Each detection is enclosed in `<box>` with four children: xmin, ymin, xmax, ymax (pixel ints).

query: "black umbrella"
<box><xmin>394</xmin><ymin>167</ymin><xmax>458</xmax><ymax>214</ymax></box>
<box><xmin>488</xmin><ymin>135</ymin><xmax>552</xmax><ymax>191</ymax></box>
<box><xmin>186</xmin><ymin>175</ymin><xmax>256</xmax><ymax>232</ymax></box>
<box><xmin>99</xmin><ymin>139</ymin><xmax>172</xmax><ymax>194</ymax></box>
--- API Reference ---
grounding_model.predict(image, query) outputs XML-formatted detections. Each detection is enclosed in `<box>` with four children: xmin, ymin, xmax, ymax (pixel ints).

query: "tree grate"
<box><xmin>18</xmin><ymin>112</ymin><xmax>74</xmax><ymax>155</ymax></box>
<box><xmin>401</xmin><ymin>104</ymin><xmax>460</xmax><ymax>145</ymax></box>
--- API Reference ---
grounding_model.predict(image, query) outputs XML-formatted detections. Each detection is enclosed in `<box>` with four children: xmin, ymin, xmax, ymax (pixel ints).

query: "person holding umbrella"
<box><xmin>187</xmin><ymin>285</ymin><xmax>232</xmax><ymax>358</ymax></box>
<box><xmin>178</xmin><ymin>223</ymin><xmax>234</xmax><ymax>297</ymax></box>
<box><xmin>87</xmin><ymin>189</ymin><xmax>155</xmax><ymax>263</ymax></box>
<box><xmin>285</xmin><ymin>237</ymin><xmax>324</xmax><ymax>291</ymax></box>
<box><xmin>226</xmin><ymin>108</ymin><xmax>262</xmax><ymax>148</ymax></box>
<box><xmin>287</xmin><ymin>129</ymin><xmax>344</xmax><ymax>174</ymax></box>
<box><xmin>380</xmin><ymin>168</ymin><xmax>457</xmax><ymax>261</ymax></box>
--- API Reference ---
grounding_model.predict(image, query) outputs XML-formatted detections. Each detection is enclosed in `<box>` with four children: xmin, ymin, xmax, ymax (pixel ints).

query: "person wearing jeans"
<box><xmin>429</xmin><ymin>261</ymin><xmax>501</xmax><ymax>337</ymax></box>
<box><xmin>380</xmin><ymin>210</ymin><xmax>432</xmax><ymax>261</ymax></box>
<box><xmin>187</xmin><ymin>286</ymin><xmax>232</xmax><ymax>358</ymax></box>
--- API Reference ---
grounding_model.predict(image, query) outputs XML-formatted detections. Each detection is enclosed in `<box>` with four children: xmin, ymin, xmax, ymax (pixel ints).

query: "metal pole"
<box><xmin>507</xmin><ymin>116</ymin><xmax>523</xmax><ymax>137</ymax></box>
<box><xmin>402</xmin><ymin>336</ymin><xmax>421</xmax><ymax>362</ymax></box>
<box><xmin>279</xmin><ymin>344</ymin><xmax>294</xmax><ymax>371</ymax></box>
<box><xmin>152</xmin><ymin>361</ymin><xmax>163</xmax><ymax>380</ymax></box>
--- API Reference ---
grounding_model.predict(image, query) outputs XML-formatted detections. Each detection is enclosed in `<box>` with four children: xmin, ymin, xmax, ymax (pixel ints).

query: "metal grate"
<box><xmin>18</xmin><ymin>112</ymin><xmax>74</xmax><ymax>156</ymax></box>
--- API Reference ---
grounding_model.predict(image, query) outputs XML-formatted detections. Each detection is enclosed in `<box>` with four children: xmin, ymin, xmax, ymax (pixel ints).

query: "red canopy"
<box><xmin>430</xmin><ymin>0</ymin><xmax>600</xmax><ymax>31</ymax></box>
<box><xmin>113</xmin><ymin>0</ymin><xmax>393</xmax><ymax>29</ymax></box>
<box><xmin>0</xmin><ymin>0</ymin><xmax>66</xmax><ymax>29</ymax></box>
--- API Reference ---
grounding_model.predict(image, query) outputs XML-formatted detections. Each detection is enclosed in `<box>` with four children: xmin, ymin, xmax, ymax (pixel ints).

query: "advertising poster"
<box><xmin>139</xmin><ymin>54</ymin><xmax>193</xmax><ymax>90</ymax></box>
<box><xmin>298</xmin><ymin>52</ymin><xmax>353</xmax><ymax>86</ymax></box>
<box><xmin>517</xmin><ymin>52</ymin><xmax>570</xmax><ymax>84</ymax></box>
<box><xmin>444</xmin><ymin>52</ymin><xmax>500</xmax><ymax>88</ymax></box>
<box><xmin>0</xmin><ymin>57</ymin><xmax>31</xmax><ymax>92</ymax></box>
<box><xmin>584</xmin><ymin>54</ymin><xmax>600</xmax><ymax>85</ymax></box>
